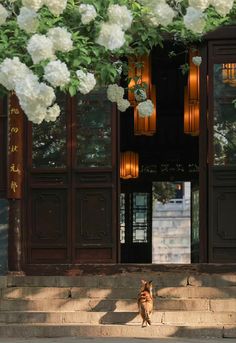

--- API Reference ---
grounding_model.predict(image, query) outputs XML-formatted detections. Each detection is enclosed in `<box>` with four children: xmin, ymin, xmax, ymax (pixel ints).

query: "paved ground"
<box><xmin>0</xmin><ymin>338</ymin><xmax>235</xmax><ymax>343</ymax></box>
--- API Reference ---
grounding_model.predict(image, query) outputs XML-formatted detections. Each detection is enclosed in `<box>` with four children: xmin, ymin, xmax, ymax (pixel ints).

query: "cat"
<box><xmin>137</xmin><ymin>279</ymin><xmax>153</xmax><ymax>327</ymax></box>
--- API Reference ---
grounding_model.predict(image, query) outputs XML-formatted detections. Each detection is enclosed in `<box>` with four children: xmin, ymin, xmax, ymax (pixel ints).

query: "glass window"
<box><xmin>32</xmin><ymin>93</ymin><xmax>67</xmax><ymax>168</ymax></box>
<box><xmin>132</xmin><ymin>193</ymin><xmax>150</xmax><ymax>243</ymax></box>
<box><xmin>76</xmin><ymin>87</ymin><xmax>112</xmax><ymax>168</ymax></box>
<box><xmin>213</xmin><ymin>63</ymin><xmax>236</xmax><ymax>165</ymax></box>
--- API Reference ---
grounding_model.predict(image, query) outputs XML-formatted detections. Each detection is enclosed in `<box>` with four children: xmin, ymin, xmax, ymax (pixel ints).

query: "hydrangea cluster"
<box><xmin>22</xmin><ymin>0</ymin><xmax>43</xmax><ymax>12</ymax></box>
<box><xmin>96</xmin><ymin>23</ymin><xmax>126</xmax><ymax>51</ymax></box>
<box><xmin>78</xmin><ymin>4</ymin><xmax>97</xmax><ymax>25</ymax></box>
<box><xmin>149</xmin><ymin>2</ymin><xmax>176</xmax><ymax>27</ymax></box>
<box><xmin>107</xmin><ymin>84</ymin><xmax>130</xmax><ymax>112</ymax></box>
<box><xmin>0</xmin><ymin>4</ymin><xmax>9</xmax><ymax>25</ymax></box>
<box><xmin>47</xmin><ymin>27</ymin><xmax>73</xmax><ymax>53</ymax></box>
<box><xmin>17</xmin><ymin>7</ymin><xmax>39</xmax><ymax>33</ymax></box>
<box><xmin>0</xmin><ymin>0</ymin><xmax>236</xmax><ymax>125</ymax></box>
<box><xmin>22</xmin><ymin>0</ymin><xmax>67</xmax><ymax>16</ymax></box>
<box><xmin>44</xmin><ymin>0</ymin><xmax>68</xmax><ymax>16</ymax></box>
<box><xmin>210</xmin><ymin>0</ymin><xmax>234</xmax><ymax>16</ymax></box>
<box><xmin>192</xmin><ymin>56</ymin><xmax>202</xmax><ymax>66</ymax></box>
<box><xmin>27</xmin><ymin>34</ymin><xmax>55</xmax><ymax>64</ymax></box>
<box><xmin>44</xmin><ymin>61</ymin><xmax>70</xmax><ymax>87</ymax></box>
<box><xmin>189</xmin><ymin>0</ymin><xmax>210</xmax><ymax>11</ymax></box>
<box><xmin>96</xmin><ymin>4</ymin><xmax>133</xmax><ymax>51</ymax></box>
<box><xmin>0</xmin><ymin>57</ymin><xmax>59</xmax><ymax>124</ymax></box>
<box><xmin>183</xmin><ymin>7</ymin><xmax>206</xmax><ymax>34</ymax></box>
<box><xmin>137</xmin><ymin>99</ymin><xmax>154</xmax><ymax>117</ymax></box>
<box><xmin>76</xmin><ymin>70</ymin><xmax>96</xmax><ymax>94</ymax></box>
<box><xmin>107</xmin><ymin>5</ymin><xmax>133</xmax><ymax>31</ymax></box>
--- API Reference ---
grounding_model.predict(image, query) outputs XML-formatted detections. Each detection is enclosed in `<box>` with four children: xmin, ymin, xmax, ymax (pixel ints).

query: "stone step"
<box><xmin>0</xmin><ymin>298</ymin><xmax>235</xmax><ymax>312</ymax></box>
<box><xmin>2</xmin><ymin>286</ymin><xmax>236</xmax><ymax>300</ymax></box>
<box><xmin>3</xmin><ymin>273</ymin><xmax>236</xmax><ymax>288</ymax></box>
<box><xmin>0</xmin><ymin>323</ymin><xmax>235</xmax><ymax>338</ymax></box>
<box><xmin>0</xmin><ymin>310</ymin><xmax>235</xmax><ymax>325</ymax></box>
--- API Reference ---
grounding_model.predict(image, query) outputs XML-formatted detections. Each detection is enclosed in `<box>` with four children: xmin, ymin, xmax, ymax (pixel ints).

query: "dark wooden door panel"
<box><xmin>207</xmin><ymin>40</ymin><xmax>236</xmax><ymax>262</ymax></box>
<box><xmin>74</xmin><ymin>188</ymin><xmax>114</xmax><ymax>262</ymax></box>
<box><xmin>209</xmin><ymin>169</ymin><xmax>236</xmax><ymax>262</ymax></box>
<box><xmin>29</xmin><ymin>188</ymin><xmax>69</xmax><ymax>263</ymax></box>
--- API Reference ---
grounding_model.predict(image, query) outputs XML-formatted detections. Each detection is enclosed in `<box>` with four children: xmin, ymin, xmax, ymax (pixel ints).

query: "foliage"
<box><xmin>152</xmin><ymin>182</ymin><xmax>176</xmax><ymax>204</ymax></box>
<box><xmin>0</xmin><ymin>0</ymin><xmax>236</xmax><ymax>123</ymax></box>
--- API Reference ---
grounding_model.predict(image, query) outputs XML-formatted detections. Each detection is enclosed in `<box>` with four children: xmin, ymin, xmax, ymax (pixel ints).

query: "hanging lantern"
<box><xmin>134</xmin><ymin>85</ymin><xmax>157</xmax><ymax>136</ymax></box>
<box><xmin>222</xmin><ymin>63</ymin><xmax>236</xmax><ymax>87</ymax></box>
<box><xmin>120</xmin><ymin>151</ymin><xmax>139</xmax><ymax>179</ymax></box>
<box><xmin>184</xmin><ymin>87</ymin><xmax>200</xmax><ymax>136</ymax></box>
<box><xmin>128</xmin><ymin>55</ymin><xmax>151</xmax><ymax>106</ymax></box>
<box><xmin>184</xmin><ymin>50</ymin><xmax>200</xmax><ymax>136</ymax></box>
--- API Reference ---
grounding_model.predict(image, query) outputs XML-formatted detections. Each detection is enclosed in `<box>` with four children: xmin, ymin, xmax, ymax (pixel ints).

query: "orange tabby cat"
<box><xmin>137</xmin><ymin>280</ymin><xmax>153</xmax><ymax>327</ymax></box>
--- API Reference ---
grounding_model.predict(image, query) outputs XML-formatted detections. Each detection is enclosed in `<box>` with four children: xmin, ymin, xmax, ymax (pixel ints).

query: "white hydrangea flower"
<box><xmin>76</xmin><ymin>70</ymin><xmax>96</xmax><ymax>94</ymax></box>
<box><xmin>183</xmin><ymin>7</ymin><xmax>206</xmax><ymax>34</ymax></box>
<box><xmin>38</xmin><ymin>82</ymin><xmax>56</xmax><ymax>107</ymax></box>
<box><xmin>137</xmin><ymin>99</ymin><xmax>154</xmax><ymax>117</ymax></box>
<box><xmin>45</xmin><ymin>103</ymin><xmax>61</xmax><ymax>122</ymax></box>
<box><xmin>47</xmin><ymin>27</ymin><xmax>73</xmax><ymax>52</ymax></box>
<box><xmin>209</xmin><ymin>0</ymin><xmax>234</xmax><ymax>16</ymax></box>
<box><xmin>192</xmin><ymin>56</ymin><xmax>202</xmax><ymax>66</ymax></box>
<box><xmin>44</xmin><ymin>0</ymin><xmax>68</xmax><ymax>16</ymax></box>
<box><xmin>96</xmin><ymin>23</ymin><xmax>125</xmax><ymax>51</ymax></box>
<box><xmin>27</xmin><ymin>34</ymin><xmax>55</xmax><ymax>64</ymax></box>
<box><xmin>107</xmin><ymin>5</ymin><xmax>133</xmax><ymax>31</ymax></box>
<box><xmin>134</xmin><ymin>89</ymin><xmax>147</xmax><ymax>102</ymax></box>
<box><xmin>78</xmin><ymin>4</ymin><xmax>97</xmax><ymax>25</ymax></box>
<box><xmin>15</xmin><ymin>75</ymin><xmax>56</xmax><ymax>124</ymax></box>
<box><xmin>0</xmin><ymin>57</ymin><xmax>33</xmax><ymax>91</ymax></box>
<box><xmin>22</xmin><ymin>0</ymin><xmax>43</xmax><ymax>12</ymax></box>
<box><xmin>189</xmin><ymin>0</ymin><xmax>210</xmax><ymax>11</ymax></box>
<box><xmin>44</xmin><ymin>61</ymin><xmax>70</xmax><ymax>87</ymax></box>
<box><xmin>107</xmin><ymin>84</ymin><xmax>124</xmax><ymax>103</ymax></box>
<box><xmin>117</xmin><ymin>98</ymin><xmax>130</xmax><ymax>112</ymax></box>
<box><xmin>17</xmin><ymin>7</ymin><xmax>39</xmax><ymax>33</ymax></box>
<box><xmin>0</xmin><ymin>4</ymin><xmax>9</xmax><ymax>25</ymax></box>
<box><xmin>150</xmin><ymin>2</ymin><xmax>176</xmax><ymax>27</ymax></box>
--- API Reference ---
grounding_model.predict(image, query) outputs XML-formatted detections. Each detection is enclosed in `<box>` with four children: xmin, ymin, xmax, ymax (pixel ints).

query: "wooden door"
<box><xmin>207</xmin><ymin>40</ymin><xmax>236</xmax><ymax>262</ymax></box>
<box><xmin>26</xmin><ymin>88</ymin><xmax>118</xmax><ymax>266</ymax></box>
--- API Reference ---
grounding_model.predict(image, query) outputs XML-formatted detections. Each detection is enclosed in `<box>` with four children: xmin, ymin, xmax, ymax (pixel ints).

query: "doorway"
<box><xmin>120</xmin><ymin>43</ymin><xmax>200</xmax><ymax>263</ymax></box>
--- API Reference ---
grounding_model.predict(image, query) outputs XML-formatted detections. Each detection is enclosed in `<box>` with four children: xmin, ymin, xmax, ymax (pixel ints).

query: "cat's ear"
<box><xmin>149</xmin><ymin>280</ymin><xmax>152</xmax><ymax>284</ymax></box>
<box><xmin>141</xmin><ymin>280</ymin><xmax>146</xmax><ymax>285</ymax></box>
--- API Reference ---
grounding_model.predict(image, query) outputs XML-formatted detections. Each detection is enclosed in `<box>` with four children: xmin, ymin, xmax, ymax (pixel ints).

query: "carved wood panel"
<box><xmin>75</xmin><ymin>188</ymin><xmax>112</xmax><ymax>245</ymax></box>
<box><xmin>29</xmin><ymin>188</ymin><xmax>69</xmax><ymax>263</ymax></box>
<box><xmin>31</xmin><ymin>189</ymin><xmax>67</xmax><ymax>244</ymax></box>
<box><xmin>209</xmin><ymin>170</ymin><xmax>236</xmax><ymax>262</ymax></box>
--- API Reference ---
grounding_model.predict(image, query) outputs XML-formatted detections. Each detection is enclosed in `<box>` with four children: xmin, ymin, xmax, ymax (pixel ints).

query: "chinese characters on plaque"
<box><xmin>7</xmin><ymin>94</ymin><xmax>24</xmax><ymax>199</ymax></box>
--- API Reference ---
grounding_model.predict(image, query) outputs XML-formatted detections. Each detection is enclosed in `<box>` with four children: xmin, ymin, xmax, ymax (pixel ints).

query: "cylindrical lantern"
<box><xmin>184</xmin><ymin>87</ymin><xmax>200</xmax><ymax>136</ymax></box>
<box><xmin>128</xmin><ymin>55</ymin><xmax>151</xmax><ymax>106</ymax></box>
<box><xmin>184</xmin><ymin>50</ymin><xmax>200</xmax><ymax>136</ymax></box>
<box><xmin>120</xmin><ymin>151</ymin><xmax>139</xmax><ymax>179</ymax></box>
<box><xmin>134</xmin><ymin>85</ymin><xmax>157</xmax><ymax>136</ymax></box>
<box><xmin>222</xmin><ymin>63</ymin><xmax>236</xmax><ymax>87</ymax></box>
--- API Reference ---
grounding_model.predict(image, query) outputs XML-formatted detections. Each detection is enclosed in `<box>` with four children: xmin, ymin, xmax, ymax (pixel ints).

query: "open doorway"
<box><xmin>120</xmin><ymin>181</ymin><xmax>199</xmax><ymax>263</ymax></box>
<box><xmin>120</xmin><ymin>42</ymin><xmax>200</xmax><ymax>263</ymax></box>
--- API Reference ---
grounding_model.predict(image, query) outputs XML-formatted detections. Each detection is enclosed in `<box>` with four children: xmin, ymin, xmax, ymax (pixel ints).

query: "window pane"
<box><xmin>213</xmin><ymin>64</ymin><xmax>236</xmax><ymax>165</ymax></box>
<box><xmin>132</xmin><ymin>193</ymin><xmax>150</xmax><ymax>243</ymax></box>
<box><xmin>32</xmin><ymin>94</ymin><xmax>67</xmax><ymax>168</ymax></box>
<box><xmin>76</xmin><ymin>87</ymin><xmax>112</xmax><ymax>168</ymax></box>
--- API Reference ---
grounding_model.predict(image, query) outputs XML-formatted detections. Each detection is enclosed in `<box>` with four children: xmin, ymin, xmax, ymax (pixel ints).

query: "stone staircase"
<box><xmin>0</xmin><ymin>270</ymin><xmax>236</xmax><ymax>338</ymax></box>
